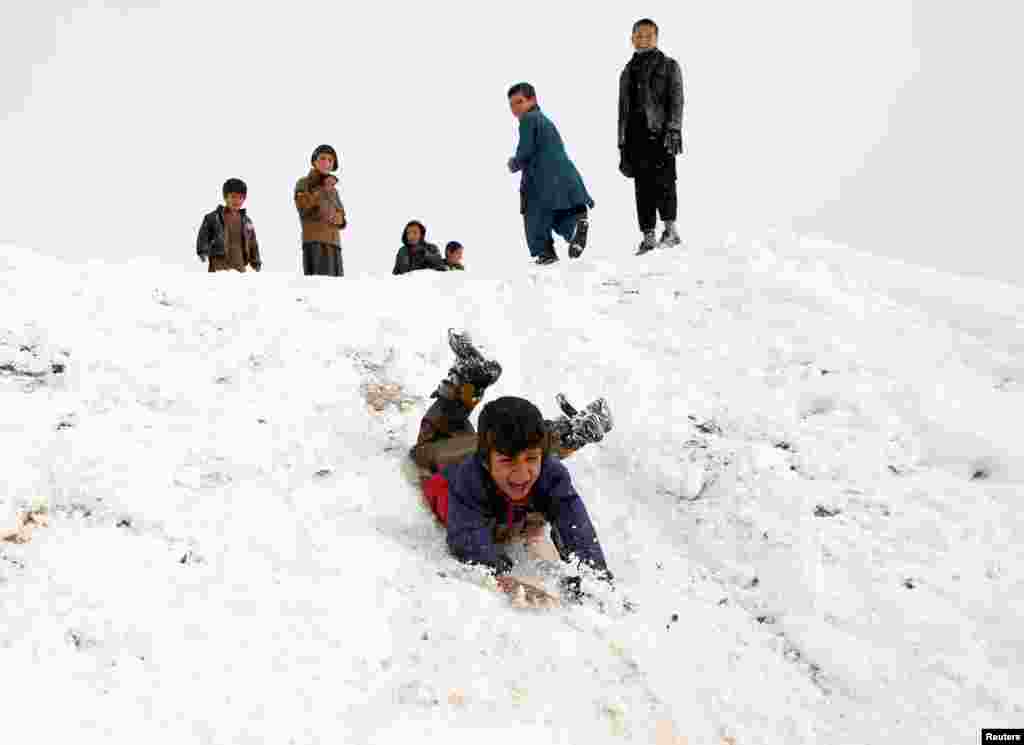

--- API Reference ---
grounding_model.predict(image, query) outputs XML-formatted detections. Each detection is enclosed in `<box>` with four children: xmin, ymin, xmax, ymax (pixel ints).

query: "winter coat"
<box><xmin>196</xmin><ymin>206</ymin><xmax>261</xmax><ymax>270</ymax></box>
<box><xmin>509</xmin><ymin>107</ymin><xmax>594</xmax><ymax>213</ymax></box>
<box><xmin>294</xmin><ymin>169</ymin><xmax>346</xmax><ymax>246</ymax></box>
<box><xmin>617</xmin><ymin>49</ymin><xmax>684</xmax><ymax>147</ymax></box>
<box><xmin>444</xmin><ymin>453</ymin><xmax>608</xmax><ymax>575</ymax></box>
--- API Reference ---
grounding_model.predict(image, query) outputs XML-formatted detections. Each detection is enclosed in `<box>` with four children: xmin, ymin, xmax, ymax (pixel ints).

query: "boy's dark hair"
<box><xmin>311</xmin><ymin>144</ymin><xmax>339</xmax><ymax>171</ymax></box>
<box><xmin>445</xmin><ymin>241</ymin><xmax>463</xmax><ymax>254</ymax></box>
<box><xmin>507</xmin><ymin>82</ymin><xmax>536</xmax><ymax>100</ymax></box>
<box><xmin>222</xmin><ymin>178</ymin><xmax>247</xmax><ymax>198</ymax></box>
<box><xmin>477</xmin><ymin>396</ymin><xmax>551</xmax><ymax>461</ymax></box>
<box><xmin>633</xmin><ymin>18</ymin><xmax>658</xmax><ymax>34</ymax></box>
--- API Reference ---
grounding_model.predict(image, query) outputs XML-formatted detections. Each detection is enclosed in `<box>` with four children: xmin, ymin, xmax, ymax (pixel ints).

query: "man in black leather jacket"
<box><xmin>618</xmin><ymin>19</ymin><xmax>685</xmax><ymax>256</ymax></box>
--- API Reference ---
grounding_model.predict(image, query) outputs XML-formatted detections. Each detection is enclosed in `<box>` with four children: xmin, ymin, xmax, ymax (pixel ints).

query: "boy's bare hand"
<box><xmin>497</xmin><ymin>576</ymin><xmax>560</xmax><ymax>609</ymax></box>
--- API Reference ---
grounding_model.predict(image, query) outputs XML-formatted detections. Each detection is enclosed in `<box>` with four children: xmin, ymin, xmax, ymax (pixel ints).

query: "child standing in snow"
<box><xmin>618</xmin><ymin>18</ymin><xmax>684</xmax><ymax>255</ymax></box>
<box><xmin>294</xmin><ymin>144</ymin><xmax>347</xmax><ymax>276</ymax></box>
<box><xmin>507</xmin><ymin>82</ymin><xmax>594</xmax><ymax>265</ymax></box>
<box><xmin>410</xmin><ymin>330</ymin><xmax>614</xmax><ymax>604</ymax></box>
<box><xmin>196</xmin><ymin>178</ymin><xmax>262</xmax><ymax>273</ymax></box>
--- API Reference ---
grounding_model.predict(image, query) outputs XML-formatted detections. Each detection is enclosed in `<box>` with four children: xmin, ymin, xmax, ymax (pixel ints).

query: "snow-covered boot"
<box><xmin>416</xmin><ymin>331</ymin><xmax>502</xmax><ymax>450</ymax></box>
<box><xmin>549</xmin><ymin>396</ymin><xmax>614</xmax><ymax>453</ymax></box>
<box><xmin>568</xmin><ymin>215</ymin><xmax>589</xmax><ymax>259</ymax></box>
<box><xmin>635</xmin><ymin>230</ymin><xmax>658</xmax><ymax>256</ymax></box>
<box><xmin>658</xmin><ymin>221</ymin><xmax>681</xmax><ymax>248</ymax></box>
<box><xmin>555</xmin><ymin>393</ymin><xmax>614</xmax><ymax>434</ymax></box>
<box><xmin>439</xmin><ymin>329</ymin><xmax>502</xmax><ymax>405</ymax></box>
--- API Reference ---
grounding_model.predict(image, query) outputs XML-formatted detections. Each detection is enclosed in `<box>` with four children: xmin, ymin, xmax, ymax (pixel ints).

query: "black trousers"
<box><xmin>625</xmin><ymin>126</ymin><xmax>678</xmax><ymax>232</ymax></box>
<box><xmin>633</xmin><ymin>172</ymin><xmax>678</xmax><ymax>232</ymax></box>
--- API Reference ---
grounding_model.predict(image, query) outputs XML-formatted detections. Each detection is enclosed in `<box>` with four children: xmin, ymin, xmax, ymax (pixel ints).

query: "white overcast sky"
<box><xmin>1</xmin><ymin>0</ymin><xmax>1021</xmax><ymax>284</ymax></box>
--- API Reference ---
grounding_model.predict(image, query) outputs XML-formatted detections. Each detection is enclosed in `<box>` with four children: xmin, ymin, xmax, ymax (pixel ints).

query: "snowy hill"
<box><xmin>1</xmin><ymin>236</ymin><xmax>1022</xmax><ymax>744</ymax></box>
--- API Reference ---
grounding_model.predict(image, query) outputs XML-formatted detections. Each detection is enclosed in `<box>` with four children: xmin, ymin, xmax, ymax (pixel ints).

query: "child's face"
<box><xmin>446</xmin><ymin>247</ymin><xmax>464</xmax><ymax>265</ymax></box>
<box><xmin>405</xmin><ymin>225</ymin><xmax>423</xmax><ymax>244</ymax></box>
<box><xmin>509</xmin><ymin>94</ymin><xmax>536</xmax><ymax>119</ymax></box>
<box><xmin>631</xmin><ymin>24</ymin><xmax>658</xmax><ymax>50</ymax></box>
<box><xmin>225</xmin><ymin>192</ymin><xmax>246</xmax><ymax>210</ymax></box>
<box><xmin>489</xmin><ymin>448</ymin><xmax>544</xmax><ymax>503</ymax></box>
<box><xmin>315</xmin><ymin>154</ymin><xmax>335</xmax><ymax>174</ymax></box>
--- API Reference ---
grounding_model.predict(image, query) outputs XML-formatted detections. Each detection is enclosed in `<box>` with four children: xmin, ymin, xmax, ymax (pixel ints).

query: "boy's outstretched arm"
<box><xmin>545</xmin><ymin>461</ymin><xmax>609</xmax><ymax>575</ymax></box>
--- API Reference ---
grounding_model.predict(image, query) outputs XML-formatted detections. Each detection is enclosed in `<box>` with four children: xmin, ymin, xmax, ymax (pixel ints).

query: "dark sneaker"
<box><xmin>535</xmin><ymin>253</ymin><xmax>559</xmax><ymax>265</ymax></box>
<box><xmin>635</xmin><ymin>231</ymin><xmax>657</xmax><ymax>256</ymax></box>
<box><xmin>568</xmin><ymin>216</ymin><xmax>589</xmax><ymax>259</ymax></box>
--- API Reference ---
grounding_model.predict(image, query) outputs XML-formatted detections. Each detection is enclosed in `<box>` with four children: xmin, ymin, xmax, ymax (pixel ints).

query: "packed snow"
<box><xmin>1</xmin><ymin>233</ymin><xmax>1022</xmax><ymax>744</ymax></box>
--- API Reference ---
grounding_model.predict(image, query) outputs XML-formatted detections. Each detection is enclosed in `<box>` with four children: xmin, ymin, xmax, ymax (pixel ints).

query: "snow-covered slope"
<box><xmin>1</xmin><ymin>236</ymin><xmax>1021</xmax><ymax>744</ymax></box>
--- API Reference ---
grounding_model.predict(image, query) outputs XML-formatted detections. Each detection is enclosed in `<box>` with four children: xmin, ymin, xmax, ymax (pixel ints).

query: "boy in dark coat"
<box><xmin>410</xmin><ymin>330</ymin><xmax>614</xmax><ymax>605</ymax></box>
<box><xmin>618</xmin><ymin>18</ymin><xmax>685</xmax><ymax>255</ymax></box>
<box><xmin>196</xmin><ymin>178</ymin><xmax>262</xmax><ymax>272</ymax></box>
<box><xmin>392</xmin><ymin>220</ymin><xmax>448</xmax><ymax>275</ymax></box>
<box><xmin>294</xmin><ymin>144</ymin><xmax>347</xmax><ymax>276</ymax></box>
<box><xmin>507</xmin><ymin>83</ymin><xmax>594</xmax><ymax>265</ymax></box>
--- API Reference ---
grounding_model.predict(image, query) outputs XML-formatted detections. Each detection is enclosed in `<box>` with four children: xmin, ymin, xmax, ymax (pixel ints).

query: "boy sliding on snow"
<box><xmin>410</xmin><ymin>330</ymin><xmax>613</xmax><ymax>606</ymax></box>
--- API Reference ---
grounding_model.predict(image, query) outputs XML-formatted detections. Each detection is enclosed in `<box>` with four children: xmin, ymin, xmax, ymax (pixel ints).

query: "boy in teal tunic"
<box><xmin>506</xmin><ymin>82</ymin><xmax>594</xmax><ymax>265</ymax></box>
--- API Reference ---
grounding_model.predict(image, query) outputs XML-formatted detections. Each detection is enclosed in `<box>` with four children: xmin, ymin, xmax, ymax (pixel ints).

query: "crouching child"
<box><xmin>393</xmin><ymin>220</ymin><xmax>447</xmax><ymax>275</ymax></box>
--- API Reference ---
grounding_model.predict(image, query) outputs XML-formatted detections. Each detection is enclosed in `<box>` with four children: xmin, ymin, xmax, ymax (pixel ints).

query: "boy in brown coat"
<box><xmin>294</xmin><ymin>144</ymin><xmax>347</xmax><ymax>276</ymax></box>
<box><xmin>196</xmin><ymin>178</ymin><xmax>262</xmax><ymax>272</ymax></box>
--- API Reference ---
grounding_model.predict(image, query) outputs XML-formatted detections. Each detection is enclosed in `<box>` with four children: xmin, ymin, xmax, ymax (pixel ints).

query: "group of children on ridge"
<box><xmin>196</xmin><ymin>18</ymin><xmax>683</xmax><ymax>275</ymax></box>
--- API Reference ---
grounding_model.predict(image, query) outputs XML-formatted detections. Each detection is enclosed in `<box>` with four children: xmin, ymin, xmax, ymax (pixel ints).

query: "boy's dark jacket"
<box><xmin>196</xmin><ymin>206</ymin><xmax>261</xmax><ymax>267</ymax></box>
<box><xmin>443</xmin><ymin>453</ymin><xmax>608</xmax><ymax>575</ymax></box>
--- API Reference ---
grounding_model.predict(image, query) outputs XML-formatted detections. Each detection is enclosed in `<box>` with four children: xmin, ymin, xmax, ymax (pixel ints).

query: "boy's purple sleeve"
<box><xmin>546</xmin><ymin>463</ymin><xmax>609</xmax><ymax>573</ymax></box>
<box><xmin>446</xmin><ymin>470</ymin><xmax>509</xmax><ymax>573</ymax></box>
